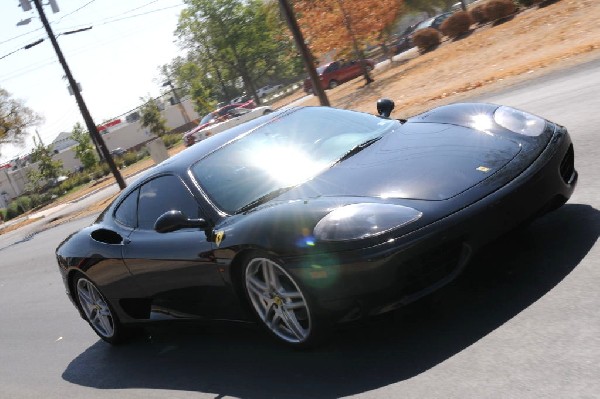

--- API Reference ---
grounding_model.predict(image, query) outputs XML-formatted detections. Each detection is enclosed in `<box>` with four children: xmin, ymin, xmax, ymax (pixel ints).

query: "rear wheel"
<box><xmin>75</xmin><ymin>276</ymin><xmax>128</xmax><ymax>344</ymax></box>
<box><xmin>242</xmin><ymin>252</ymin><xmax>329</xmax><ymax>348</ymax></box>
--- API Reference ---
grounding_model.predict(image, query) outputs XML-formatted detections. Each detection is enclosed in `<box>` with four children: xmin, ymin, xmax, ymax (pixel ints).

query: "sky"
<box><xmin>0</xmin><ymin>0</ymin><xmax>187</xmax><ymax>163</ymax></box>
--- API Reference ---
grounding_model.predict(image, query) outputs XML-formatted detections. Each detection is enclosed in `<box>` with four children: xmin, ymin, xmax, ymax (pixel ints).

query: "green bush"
<box><xmin>485</xmin><ymin>0</ymin><xmax>517</xmax><ymax>21</ymax></box>
<box><xmin>122</xmin><ymin>152</ymin><xmax>138</xmax><ymax>167</ymax></box>
<box><xmin>101</xmin><ymin>163</ymin><xmax>111</xmax><ymax>176</ymax></box>
<box><xmin>470</xmin><ymin>3</ymin><xmax>491</xmax><ymax>24</ymax></box>
<box><xmin>3</xmin><ymin>196</ymin><xmax>35</xmax><ymax>220</ymax></box>
<box><xmin>412</xmin><ymin>28</ymin><xmax>442</xmax><ymax>53</ymax></box>
<box><xmin>59</xmin><ymin>180</ymin><xmax>74</xmax><ymax>194</ymax></box>
<box><xmin>440</xmin><ymin>11</ymin><xmax>473</xmax><ymax>38</ymax></box>
<box><xmin>137</xmin><ymin>148</ymin><xmax>149</xmax><ymax>160</ymax></box>
<box><xmin>161</xmin><ymin>133</ymin><xmax>181</xmax><ymax>149</ymax></box>
<box><xmin>6</xmin><ymin>202</ymin><xmax>21</xmax><ymax>220</ymax></box>
<box><xmin>16</xmin><ymin>196</ymin><xmax>32</xmax><ymax>212</ymax></box>
<box><xmin>49</xmin><ymin>187</ymin><xmax>62</xmax><ymax>198</ymax></box>
<box><xmin>0</xmin><ymin>208</ymin><xmax>7</xmax><ymax>221</ymax></box>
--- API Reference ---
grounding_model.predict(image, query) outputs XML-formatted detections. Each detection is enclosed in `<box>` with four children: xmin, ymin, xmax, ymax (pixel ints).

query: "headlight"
<box><xmin>493</xmin><ymin>106</ymin><xmax>546</xmax><ymax>137</ymax></box>
<box><xmin>313</xmin><ymin>203</ymin><xmax>422</xmax><ymax>241</ymax></box>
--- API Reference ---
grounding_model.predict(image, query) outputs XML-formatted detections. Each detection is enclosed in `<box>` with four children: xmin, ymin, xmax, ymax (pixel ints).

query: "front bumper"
<box><xmin>286</xmin><ymin>125</ymin><xmax>577</xmax><ymax>322</ymax></box>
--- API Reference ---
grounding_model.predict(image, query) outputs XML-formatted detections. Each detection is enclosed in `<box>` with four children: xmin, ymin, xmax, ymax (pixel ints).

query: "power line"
<box><xmin>120</xmin><ymin>0</ymin><xmax>160</xmax><ymax>16</ymax></box>
<box><xmin>0</xmin><ymin>27</ymin><xmax>44</xmax><ymax>46</ymax></box>
<box><xmin>0</xmin><ymin>48</ymin><xmax>23</xmax><ymax>61</ymax></box>
<box><xmin>0</xmin><ymin>3</ymin><xmax>183</xmax><ymax>66</ymax></box>
<box><xmin>0</xmin><ymin>0</ymin><xmax>96</xmax><ymax>47</ymax></box>
<box><xmin>52</xmin><ymin>0</ymin><xmax>97</xmax><ymax>24</ymax></box>
<box><xmin>1</xmin><ymin>24</ymin><xmax>145</xmax><ymax>82</ymax></box>
<box><xmin>54</xmin><ymin>1</ymin><xmax>180</xmax><ymax>31</ymax></box>
<box><xmin>89</xmin><ymin>4</ymin><xmax>183</xmax><ymax>27</ymax></box>
<box><xmin>1</xmin><ymin>1</ymin><xmax>181</xmax><ymax>49</ymax></box>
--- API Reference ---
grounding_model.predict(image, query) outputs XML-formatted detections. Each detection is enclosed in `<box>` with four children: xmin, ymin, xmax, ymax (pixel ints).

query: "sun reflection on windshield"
<box><xmin>248</xmin><ymin>144</ymin><xmax>325</xmax><ymax>186</ymax></box>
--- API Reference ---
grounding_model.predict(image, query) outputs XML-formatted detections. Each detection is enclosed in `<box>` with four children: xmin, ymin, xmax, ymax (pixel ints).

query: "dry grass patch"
<box><xmin>300</xmin><ymin>0</ymin><xmax>600</xmax><ymax>118</ymax></box>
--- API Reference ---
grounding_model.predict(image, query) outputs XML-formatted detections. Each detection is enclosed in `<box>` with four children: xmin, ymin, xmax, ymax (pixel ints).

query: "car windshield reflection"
<box><xmin>200</xmin><ymin>113</ymin><xmax>215</xmax><ymax>124</ymax></box>
<box><xmin>191</xmin><ymin>107</ymin><xmax>397</xmax><ymax>213</ymax></box>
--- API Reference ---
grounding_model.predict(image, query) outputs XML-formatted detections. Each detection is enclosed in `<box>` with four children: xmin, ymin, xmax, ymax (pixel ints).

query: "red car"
<box><xmin>304</xmin><ymin>59</ymin><xmax>375</xmax><ymax>93</ymax></box>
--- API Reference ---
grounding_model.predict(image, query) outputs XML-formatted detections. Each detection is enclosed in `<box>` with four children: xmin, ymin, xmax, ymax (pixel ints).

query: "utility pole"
<box><xmin>29</xmin><ymin>0</ymin><xmax>126</xmax><ymax>189</ymax></box>
<box><xmin>163</xmin><ymin>79</ymin><xmax>191</xmax><ymax>124</ymax></box>
<box><xmin>278</xmin><ymin>0</ymin><xmax>330</xmax><ymax>106</ymax></box>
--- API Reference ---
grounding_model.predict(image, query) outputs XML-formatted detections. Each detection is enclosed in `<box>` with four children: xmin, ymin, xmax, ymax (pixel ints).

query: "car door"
<box><xmin>120</xmin><ymin>174</ymin><xmax>232</xmax><ymax>319</ymax></box>
<box><xmin>347</xmin><ymin>60</ymin><xmax>363</xmax><ymax>80</ymax></box>
<box><xmin>323</xmin><ymin>62</ymin><xmax>340</xmax><ymax>87</ymax></box>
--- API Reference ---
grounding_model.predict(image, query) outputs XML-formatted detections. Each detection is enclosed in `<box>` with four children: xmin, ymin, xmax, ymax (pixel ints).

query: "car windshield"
<box><xmin>316</xmin><ymin>65</ymin><xmax>329</xmax><ymax>74</ymax></box>
<box><xmin>200</xmin><ymin>113</ymin><xmax>215</xmax><ymax>124</ymax></box>
<box><xmin>415</xmin><ymin>17</ymin><xmax>434</xmax><ymax>30</ymax></box>
<box><xmin>191</xmin><ymin>107</ymin><xmax>398</xmax><ymax>213</ymax></box>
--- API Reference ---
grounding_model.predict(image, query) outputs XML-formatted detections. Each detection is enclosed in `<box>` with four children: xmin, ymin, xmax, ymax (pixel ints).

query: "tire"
<box><xmin>241</xmin><ymin>251</ymin><xmax>329</xmax><ymax>348</ymax></box>
<box><xmin>74</xmin><ymin>275</ymin><xmax>130</xmax><ymax>344</ymax></box>
<box><xmin>328</xmin><ymin>80</ymin><xmax>339</xmax><ymax>89</ymax></box>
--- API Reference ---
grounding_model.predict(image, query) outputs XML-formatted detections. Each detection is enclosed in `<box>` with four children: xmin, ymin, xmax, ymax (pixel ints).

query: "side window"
<box><xmin>114</xmin><ymin>188</ymin><xmax>139</xmax><ymax>228</ymax></box>
<box><xmin>137</xmin><ymin>175</ymin><xmax>201</xmax><ymax>230</ymax></box>
<box><xmin>325</xmin><ymin>62</ymin><xmax>338</xmax><ymax>73</ymax></box>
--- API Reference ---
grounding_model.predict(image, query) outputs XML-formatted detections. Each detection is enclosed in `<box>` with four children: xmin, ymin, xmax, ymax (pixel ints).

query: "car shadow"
<box><xmin>62</xmin><ymin>203</ymin><xmax>599</xmax><ymax>398</ymax></box>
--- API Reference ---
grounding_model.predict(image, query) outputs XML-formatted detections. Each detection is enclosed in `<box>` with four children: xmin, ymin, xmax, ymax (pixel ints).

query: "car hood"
<box><xmin>289</xmin><ymin>122</ymin><xmax>521</xmax><ymax>201</ymax></box>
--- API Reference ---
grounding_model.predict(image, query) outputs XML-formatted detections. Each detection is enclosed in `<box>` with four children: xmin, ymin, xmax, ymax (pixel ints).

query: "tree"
<box><xmin>0</xmin><ymin>87</ymin><xmax>42</xmax><ymax>157</ymax></box>
<box><xmin>174</xmin><ymin>0</ymin><xmax>302</xmax><ymax>104</ymax></box>
<box><xmin>292</xmin><ymin>0</ymin><xmax>404</xmax><ymax>81</ymax></box>
<box><xmin>139</xmin><ymin>96</ymin><xmax>169</xmax><ymax>137</ymax></box>
<box><xmin>404</xmin><ymin>0</ymin><xmax>455</xmax><ymax>16</ymax></box>
<box><xmin>71</xmin><ymin>122</ymin><xmax>97</xmax><ymax>171</ymax></box>
<box><xmin>27</xmin><ymin>136</ymin><xmax>63</xmax><ymax>191</ymax></box>
<box><xmin>165</xmin><ymin>62</ymin><xmax>217</xmax><ymax>116</ymax></box>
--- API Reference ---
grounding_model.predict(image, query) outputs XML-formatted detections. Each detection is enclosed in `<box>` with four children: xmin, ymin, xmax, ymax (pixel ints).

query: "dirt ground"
<box><xmin>2</xmin><ymin>0</ymin><xmax>599</xmax><ymax>234</ymax></box>
<box><xmin>297</xmin><ymin>0</ymin><xmax>600</xmax><ymax>117</ymax></box>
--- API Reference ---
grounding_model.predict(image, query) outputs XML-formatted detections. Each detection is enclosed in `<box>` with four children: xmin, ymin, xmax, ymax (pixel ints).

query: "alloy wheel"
<box><xmin>76</xmin><ymin>278</ymin><xmax>115</xmax><ymax>338</ymax></box>
<box><xmin>245</xmin><ymin>257</ymin><xmax>311</xmax><ymax>344</ymax></box>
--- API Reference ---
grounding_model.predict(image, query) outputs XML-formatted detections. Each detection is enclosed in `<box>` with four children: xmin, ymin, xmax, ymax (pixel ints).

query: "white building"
<box><xmin>0</xmin><ymin>97</ymin><xmax>200</xmax><ymax>206</ymax></box>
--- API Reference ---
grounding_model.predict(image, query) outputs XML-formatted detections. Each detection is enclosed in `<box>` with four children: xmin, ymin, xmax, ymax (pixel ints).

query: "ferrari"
<box><xmin>56</xmin><ymin>100</ymin><xmax>577</xmax><ymax>348</ymax></box>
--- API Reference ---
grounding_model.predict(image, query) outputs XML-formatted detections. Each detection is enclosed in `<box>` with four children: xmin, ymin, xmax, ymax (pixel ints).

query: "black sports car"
<box><xmin>56</xmin><ymin>101</ymin><xmax>577</xmax><ymax>348</ymax></box>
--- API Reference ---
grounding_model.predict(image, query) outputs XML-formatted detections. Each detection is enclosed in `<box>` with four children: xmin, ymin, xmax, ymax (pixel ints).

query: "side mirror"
<box><xmin>154</xmin><ymin>210</ymin><xmax>208</xmax><ymax>233</ymax></box>
<box><xmin>377</xmin><ymin>98</ymin><xmax>395</xmax><ymax>118</ymax></box>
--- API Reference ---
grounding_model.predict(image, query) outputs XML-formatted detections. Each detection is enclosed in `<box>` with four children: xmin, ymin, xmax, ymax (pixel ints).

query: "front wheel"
<box><xmin>328</xmin><ymin>80</ymin><xmax>339</xmax><ymax>89</ymax></box>
<box><xmin>242</xmin><ymin>252</ymin><xmax>329</xmax><ymax>348</ymax></box>
<box><xmin>75</xmin><ymin>276</ymin><xmax>129</xmax><ymax>344</ymax></box>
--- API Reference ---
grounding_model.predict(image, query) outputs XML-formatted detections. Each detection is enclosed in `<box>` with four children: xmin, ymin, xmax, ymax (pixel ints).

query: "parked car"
<box><xmin>256</xmin><ymin>84</ymin><xmax>284</xmax><ymax>98</ymax></box>
<box><xmin>183</xmin><ymin>104</ymin><xmax>272</xmax><ymax>146</ymax></box>
<box><xmin>230</xmin><ymin>94</ymin><xmax>250</xmax><ymax>104</ymax></box>
<box><xmin>451</xmin><ymin>0</ymin><xmax>483</xmax><ymax>11</ymax></box>
<box><xmin>414</xmin><ymin>12</ymin><xmax>454</xmax><ymax>32</ymax></box>
<box><xmin>109</xmin><ymin>147</ymin><xmax>126</xmax><ymax>157</ymax></box>
<box><xmin>303</xmin><ymin>59</ymin><xmax>376</xmax><ymax>93</ymax></box>
<box><xmin>183</xmin><ymin>100</ymin><xmax>257</xmax><ymax>146</ymax></box>
<box><xmin>56</xmin><ymin>100</ymin><xmax>576</xmax><ymax>348</ymax></box>
<box><xmin>390</xmin><ymin>22</ymin><xmax>422</xmax><ymax>54</ymax></box>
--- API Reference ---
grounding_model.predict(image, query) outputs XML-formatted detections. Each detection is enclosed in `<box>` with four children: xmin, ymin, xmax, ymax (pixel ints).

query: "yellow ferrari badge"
<box><xmin>215</xmin><ymin>231</ymin><xmax>225</xmax><ymax>247</ymax></box>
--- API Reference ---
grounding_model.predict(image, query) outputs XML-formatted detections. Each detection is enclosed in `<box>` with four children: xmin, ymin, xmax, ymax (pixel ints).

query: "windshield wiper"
<box><xmin>335</xmin><ymin>137</ymin><xmax>382</xmax><ymax>164</ymax></box>
<box><xmin>236</xmin><ymin>186</ymin><xmax>293</xmax><ymax>214</ymax></box>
